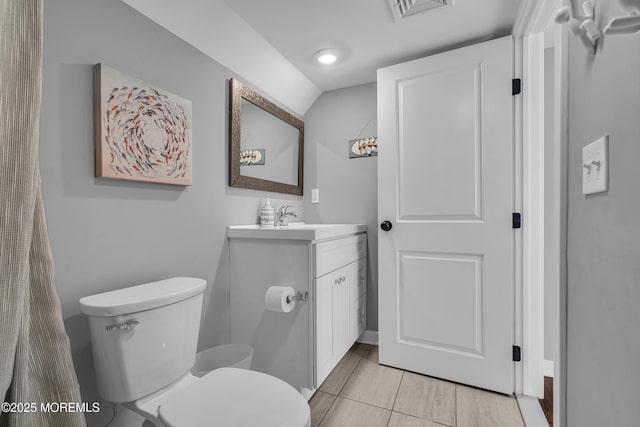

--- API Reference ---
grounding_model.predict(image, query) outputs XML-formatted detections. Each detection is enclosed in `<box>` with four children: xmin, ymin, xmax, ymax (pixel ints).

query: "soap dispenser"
<box><xmin>260</xmin><ymin>198</ymin><xmax>275</xmax><ymax>228</ymax></box>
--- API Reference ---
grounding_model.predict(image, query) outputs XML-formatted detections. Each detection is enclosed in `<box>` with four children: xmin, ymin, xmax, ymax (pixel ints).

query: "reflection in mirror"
<box><xmin>229</xmin><ymin>79</ymin><xmax>304</xmax><ymax>195</ymax></box>
<box><xmin>240</xmin><ymin>100</ymin><xmax>299</xmax><ymax>186</ymax></box>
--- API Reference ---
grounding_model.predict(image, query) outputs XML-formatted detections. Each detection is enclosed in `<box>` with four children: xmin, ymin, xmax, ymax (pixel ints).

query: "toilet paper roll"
<box><xmin>265</xmin><ymin>286</ymin><xmax>296</xmax><ymax>313</ymax></box>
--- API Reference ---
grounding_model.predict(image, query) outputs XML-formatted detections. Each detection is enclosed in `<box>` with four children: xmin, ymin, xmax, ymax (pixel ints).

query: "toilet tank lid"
<box><xmin>79</xmin><ymin>277</ymin><xmax>206</xmax><ymax>317</ymax></box>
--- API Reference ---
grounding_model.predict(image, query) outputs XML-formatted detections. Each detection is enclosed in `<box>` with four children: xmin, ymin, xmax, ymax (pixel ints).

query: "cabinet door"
<box><xmin>351</xmin><ymin>259</ymin><xmax>367</xmax><ymax>303</ymax></box>
<box><xmin>315</xmin><ymin>273</ymin><xmax>335</xmax><ymax>386</ymax></box>
<box><xmin>334</xmin><ymin>267</ymin><xmax>351</xmax><ymax>358</ymax></box>
<box><xmin>353</xmin><ymin>297</ymin><xmax>366</xmax><ymax>341</ymax></box>
<box><xmin>315</xmin><ymin>264</ymin><xmax>352</xmax><ymax>387</ymax></box>
<box><xmin>349</xmin><ymin>259</ymin><xmax>367</xmax><ymax>342</ymax></box>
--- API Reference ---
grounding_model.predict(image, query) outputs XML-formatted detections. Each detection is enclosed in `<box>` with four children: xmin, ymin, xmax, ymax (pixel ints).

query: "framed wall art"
<box><xmin>94</xmin><ymin>64</ymin><xmax>193</xmax><ymax>185</ymax></box>
<box><xmin>349</xmin><ymin>137</ymin><xmax>378</xmax><ymax>158</ymax></box>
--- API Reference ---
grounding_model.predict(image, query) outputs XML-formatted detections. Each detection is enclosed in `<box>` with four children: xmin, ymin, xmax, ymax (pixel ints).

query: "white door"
<box><xmin>378</xmin><ymin>36</ymin><xmax>515</xmax><ymax>394</ymax></box>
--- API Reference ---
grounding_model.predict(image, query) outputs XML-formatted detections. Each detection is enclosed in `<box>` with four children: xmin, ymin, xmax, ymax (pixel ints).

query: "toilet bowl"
<box><xmin>79</xmin><ymin>277</ymin><xmax>310</xmax><ymax>427</ymax></box>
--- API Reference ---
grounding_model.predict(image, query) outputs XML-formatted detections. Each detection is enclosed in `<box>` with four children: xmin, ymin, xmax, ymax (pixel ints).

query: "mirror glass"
<box><xmin>240</xmin><ymin>100</ymin><xmax>299</xmax><ymax>186</ymax></box>
<box><xmin>229</xmin><ymin>79</ymin><xmax>304</xmax><ymax>195</ymax></box>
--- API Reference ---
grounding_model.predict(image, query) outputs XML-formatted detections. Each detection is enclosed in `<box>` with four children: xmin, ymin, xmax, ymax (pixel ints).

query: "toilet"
<box><xmin>79</xmin><ymin>277</ymin><xmax>310</xmax><ymax>427</ymax></box>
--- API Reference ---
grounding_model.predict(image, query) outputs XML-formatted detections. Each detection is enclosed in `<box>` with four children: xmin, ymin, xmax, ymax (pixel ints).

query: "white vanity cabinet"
<box><xmin>228</xmin><ymin>224</ymin><xmax>367</xmax><ymax>395</ymax></box>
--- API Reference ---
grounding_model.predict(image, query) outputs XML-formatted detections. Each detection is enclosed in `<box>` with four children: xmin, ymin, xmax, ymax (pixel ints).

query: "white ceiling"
<box><xmin>122</xmin><ymin>0</ymin><xmax>322</xmax><ymax>115</ymax></box>
<box><xmin>224</xmin><ymin>0</ymin><xmax>523</xmax><ymax>92</ymax></box>
<box><xmin>122</xmin><ymin>0</ymin><xmax>524</xmax><ymax>115</ymax></box>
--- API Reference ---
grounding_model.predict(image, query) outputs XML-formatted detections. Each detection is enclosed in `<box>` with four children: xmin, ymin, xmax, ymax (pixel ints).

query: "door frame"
<box><xmin>513</xmin><ymin>0</ymin><xmax>567</xmax><ymax>425</ymax></box>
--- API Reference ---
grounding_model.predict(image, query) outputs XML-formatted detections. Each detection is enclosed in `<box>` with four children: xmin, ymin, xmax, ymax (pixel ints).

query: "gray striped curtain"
<box><xmin>0</xmin><ymin>0</ymin><xmax>85</xmax><ymax>426</ymax></box>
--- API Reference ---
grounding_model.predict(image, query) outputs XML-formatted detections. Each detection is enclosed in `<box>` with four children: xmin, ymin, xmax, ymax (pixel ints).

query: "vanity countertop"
<box><xmin>227</xmin><ymin>223</ymin><xmax>366</xmax><ymax>241</ymax></box>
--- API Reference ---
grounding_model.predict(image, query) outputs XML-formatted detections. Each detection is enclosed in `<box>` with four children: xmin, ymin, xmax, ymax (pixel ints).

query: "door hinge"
<box><xmin>512</xmin><ymin>212</ymin><xmax>522</xmax><ymax>229</ymax></box>
<box><xmin>512</xmin><ymin>78</ymin><xmax>522</xmax><ymax>96</ymax></box>
<box><xmin>513</xmin><ymin>345</ymin><xmax>522</xmax><ymax>362</ymax></box>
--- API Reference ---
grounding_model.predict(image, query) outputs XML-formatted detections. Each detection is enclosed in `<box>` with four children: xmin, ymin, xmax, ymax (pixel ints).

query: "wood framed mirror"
<box><xmin>229</xmin><ymin>79</ymin><xmax>304</xmax><ymax>196</ymax></box>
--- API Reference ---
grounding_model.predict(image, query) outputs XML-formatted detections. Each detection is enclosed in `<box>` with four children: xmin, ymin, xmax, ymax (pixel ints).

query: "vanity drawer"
<box><xmin>314</xmin><ymin>234</ymin><xmax>366</xmax><ymax>278</ymax></box>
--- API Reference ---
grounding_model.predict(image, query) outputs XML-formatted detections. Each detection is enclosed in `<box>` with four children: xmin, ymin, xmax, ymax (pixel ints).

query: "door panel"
<box><xmin>378</xmin><ymin>36</ymin><xmax>514</xmax><ymax>394</ymax></box>
<box><xmin>399</xmin><ymin>65</ymin><xmax>482</xmax><ymax>221</ymax></box>
<box><xmin>398</xmin><ymin>252</ymin><xmax>482</xmax><ymax>355</ymax></box>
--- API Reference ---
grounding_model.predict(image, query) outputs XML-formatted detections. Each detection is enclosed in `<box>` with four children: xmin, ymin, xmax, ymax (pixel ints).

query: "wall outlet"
<box><xmin>582</xmin><ymin>135</ymin><xmax>608</xmax><ymax>195</ymax></box>
<box><xmin>311</xmin><ymin>188</ymin><xmax>320</xmax><ymax>204</ymax></box>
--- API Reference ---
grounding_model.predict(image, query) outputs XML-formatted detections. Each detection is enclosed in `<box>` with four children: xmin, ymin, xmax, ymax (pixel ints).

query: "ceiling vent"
<box><xmin>387</xmin><ymin>0</ymin><xmax>450</xmax><ymax>22</ymax></box>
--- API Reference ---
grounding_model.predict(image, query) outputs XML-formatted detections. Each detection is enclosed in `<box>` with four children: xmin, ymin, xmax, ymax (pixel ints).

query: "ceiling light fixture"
<box><xmin>315</xmin><ymin>49</ymin><xmax>339</xmax><ymax>64</ymax></box>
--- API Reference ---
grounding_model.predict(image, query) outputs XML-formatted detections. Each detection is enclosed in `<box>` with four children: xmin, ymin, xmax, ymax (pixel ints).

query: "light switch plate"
<box><xmin>582</xmin><ymin>135</ymin><xmax>608</xmax><ymax>195</ymax></box>
<box><xmin>311</xmin><ymin>188</ymin><xmax>320</xmax><ymax>204</ymax></box>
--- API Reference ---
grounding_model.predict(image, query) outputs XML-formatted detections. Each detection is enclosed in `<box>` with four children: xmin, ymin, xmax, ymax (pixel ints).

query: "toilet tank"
<box><xmin>79</xmin><ymin>277</ymin><xmax>206</xmax><ymax>403</ymax></box>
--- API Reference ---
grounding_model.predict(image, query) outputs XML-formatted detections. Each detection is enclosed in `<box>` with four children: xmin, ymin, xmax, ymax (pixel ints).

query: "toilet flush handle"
<box><xmin>105</xmin><ymin>318</ymin><xmax>139</xmax><ymax>332</ymax></box>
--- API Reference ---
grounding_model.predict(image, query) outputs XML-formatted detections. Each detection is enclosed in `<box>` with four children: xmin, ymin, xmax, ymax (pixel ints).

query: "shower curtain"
<box><xmin>0</xmin><ymin>0</ymin><xmax>86</xmax><ymax>426</ymax></box>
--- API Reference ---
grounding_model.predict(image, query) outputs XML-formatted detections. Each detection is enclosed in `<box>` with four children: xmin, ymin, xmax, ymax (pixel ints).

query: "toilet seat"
<box><xmin>157</xmin><ymin>368</ymin><xmax>310</xmax><ymax>427</ymax></box>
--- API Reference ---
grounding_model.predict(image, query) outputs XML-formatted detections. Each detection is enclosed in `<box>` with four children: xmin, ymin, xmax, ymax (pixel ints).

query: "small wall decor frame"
<box><xmin>349</xmin><ymin>137</ymin><xmax>378</xmax><ymax>158</ymax></box>
<box><xmin>94</xmin><ymin>63</ymin><xmax>193</xmax><ymax>186</ymax></box>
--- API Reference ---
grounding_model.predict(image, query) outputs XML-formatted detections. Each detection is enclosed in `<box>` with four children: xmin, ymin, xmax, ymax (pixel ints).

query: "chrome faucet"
<box><xmin>277</xmin><ymin>205</ymin><xmax>298</xmax><ymax>226</ymax></box>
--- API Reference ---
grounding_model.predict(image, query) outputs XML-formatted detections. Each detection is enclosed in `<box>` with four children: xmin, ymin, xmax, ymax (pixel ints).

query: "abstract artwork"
<box><xmin>94</xmin><ymin>64</ymin><xmax>193</xmax><ymax>185</ymax></box>
<box><xmin>349</xmin><ymin>137</ymin><xmax>378</xmax><ymax>158</ymax></box>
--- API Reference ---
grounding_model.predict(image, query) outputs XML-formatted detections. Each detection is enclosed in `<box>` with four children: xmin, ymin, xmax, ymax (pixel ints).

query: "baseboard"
<box><xmin>357</xmin><ymin>330</ymin><xmax>378</xmax><ymax>345</ymax></box>
<box><xmin>300</xmin><ymin>387</ymin><xmax>316</xmax><ymax>402</ymax></box>
<box><xmin>543</xmin><ymin>360</ymin><xmax>554</xmax><ymax>378</ymax></box>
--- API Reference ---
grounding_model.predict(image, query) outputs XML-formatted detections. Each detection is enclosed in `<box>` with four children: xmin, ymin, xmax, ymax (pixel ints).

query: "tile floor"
<box><xmin>309</xmin><ymin>343</ymin><xmax>525</xmax><ymax>427</ymax></box>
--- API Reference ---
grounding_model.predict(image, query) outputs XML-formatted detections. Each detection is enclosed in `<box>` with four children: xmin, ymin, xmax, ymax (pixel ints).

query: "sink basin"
<box><xmin>227</xmin><ymin>223</ymin><xmax>366</xmax><ymax>241</ymax></box>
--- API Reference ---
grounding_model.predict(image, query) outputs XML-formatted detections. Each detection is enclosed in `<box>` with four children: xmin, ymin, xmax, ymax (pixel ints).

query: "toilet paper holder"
<box><xmin>286</xmin><ymin>291</ymin><xmax>309</xmax><ymax>304</ymax></box>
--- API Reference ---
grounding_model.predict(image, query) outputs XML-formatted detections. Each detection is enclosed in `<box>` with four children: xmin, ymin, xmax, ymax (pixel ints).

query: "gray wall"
<box><xmin>42</xmin><ymin>1</ymin><xmax>302</xmax><ymax>425</ymax></box>
<box><xmin>303</xmin><ymin>83</ymin><xmax>379</xmax><ymax>330</ymax></box>
<box><xmin>566</xmin><ymin>1</ymin><xmax>640</xmax><ymax>425</ymax></box>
